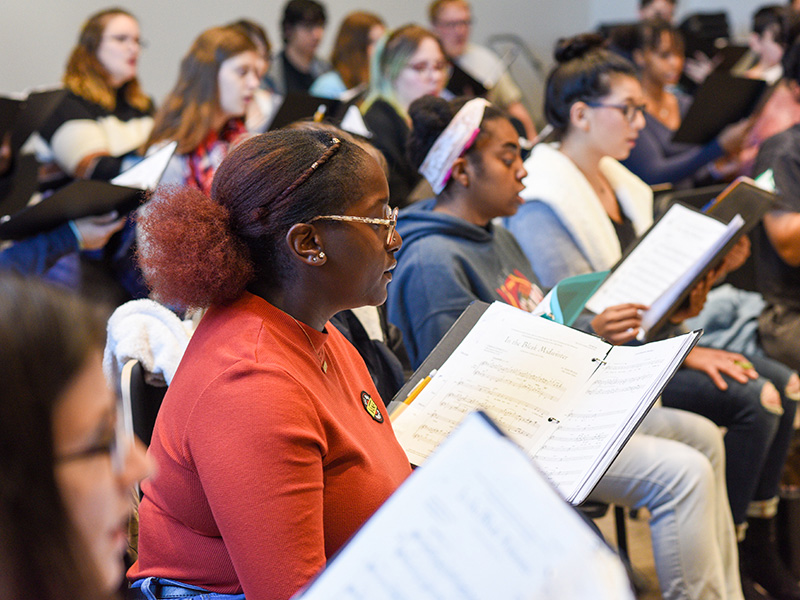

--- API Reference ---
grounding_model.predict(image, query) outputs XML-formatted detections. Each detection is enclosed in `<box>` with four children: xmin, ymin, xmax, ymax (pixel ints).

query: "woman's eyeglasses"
<box><xmin>584</xmin><ymin>101</ymin><xmax>647</xmax><ymax>124</ymax></box>
<box><xmin>310</xmin><ymin>206</ymin><xmax>399</xmax><ymax>245</ymax></box>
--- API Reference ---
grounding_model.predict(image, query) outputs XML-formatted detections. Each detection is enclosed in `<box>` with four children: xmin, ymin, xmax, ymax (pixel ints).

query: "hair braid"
<box><xmin>256</xmin><ymin>136</ymin><xmax>341</xmax><ymax>222</ymax></box>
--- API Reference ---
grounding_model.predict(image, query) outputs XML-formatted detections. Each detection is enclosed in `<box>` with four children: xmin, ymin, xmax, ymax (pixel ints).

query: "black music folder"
<box><xmin>446</xmin><ymin>62</ymin><xmax>489</xmax><ymax>98</ymax></box>
<box><xmin>0</xmin><ymin>180</ymin><xmax>142</xmax><ymax>240</ymax></box>
<box><xmin>584</xmin><ymin>201</ymin><xmax>750</xmax><ymax>339</ymax></box>
<box><xmin>267</xmin><ymin>92</ymin><xmax>346</xmax><ymax>131</ymax></box>
<box><xmin>0</xmin><ymin>142</ymin><xmax>176</xmax><ymax>241</ymax></box>
<box><xmin>0</xmin><ymin>88</ymin><xmax>67</xmax><ymax>153</ymax></box>
<box><xmin>673</xmin><ymin>72</ymin><xmax>767</xmax><ymax>145</ymax></box>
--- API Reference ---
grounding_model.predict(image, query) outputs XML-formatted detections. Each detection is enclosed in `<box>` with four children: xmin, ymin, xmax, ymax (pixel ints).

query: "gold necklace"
<box><xmin>292</xmin><ymin>317</ymin><xmax>328</xmax><ymax>373</ymax></box>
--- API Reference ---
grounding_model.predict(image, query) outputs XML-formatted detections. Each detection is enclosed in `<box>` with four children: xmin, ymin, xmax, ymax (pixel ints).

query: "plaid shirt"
<box><xmin>185</xmin><ymin>118</ymin><xmax>249</xmax><ymax>196</ymax></box>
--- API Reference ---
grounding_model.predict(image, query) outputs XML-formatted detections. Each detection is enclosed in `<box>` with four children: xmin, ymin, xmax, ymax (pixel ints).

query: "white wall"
<box><xmin>0</xmin><ymin>0</ymin><xmax>772</xmax><ymax>120</ymax></box>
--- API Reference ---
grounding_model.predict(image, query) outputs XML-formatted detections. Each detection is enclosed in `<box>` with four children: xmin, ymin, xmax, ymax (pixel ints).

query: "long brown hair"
<box><xmin>331</xmin><ymin>11</ymin><xmax>385</xmax><ymax>89</ymax></box>
<box><xmin>0</xmin><ymin>274</ymin><xmax>111</xmax><ymax>600</ymax></box>
<box><xmin>145</xmin><ymin>27</ymin><xmax>256</xmax><ymax>155</ymax></box>
<box><xmin>63</xmin><ymin>8</ymin><xmax>150</xmax><ymax>113</ymax></box>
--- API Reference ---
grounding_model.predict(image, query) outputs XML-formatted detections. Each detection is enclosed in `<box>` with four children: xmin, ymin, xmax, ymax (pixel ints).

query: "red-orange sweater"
<box><xmin>129</xmin><ymin>293</ymin><xmax>411</xmax><ymax>599</ymax></box>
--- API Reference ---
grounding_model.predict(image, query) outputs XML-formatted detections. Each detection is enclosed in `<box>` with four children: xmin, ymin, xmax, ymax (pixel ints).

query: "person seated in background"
<box><xmin>30</xmin><ymin>8</ymin><xmax>154</xmax><ymax>302</ymax></box>
<box><xmin>129</xmin><ymin>129</ymin><xmax>411</xmax><ymax>600</ymax></box>
<box><xmin>36</xmin><ymin>8</ymin><xmax>153</xmax><ymax>191</ymax></box>
<box><xmin>622</xmin><ymin>18</ymin><xmax>752</xmax><ymax>187</ymax></box>
<box><xmin>309</xmin><ymin>11</ymin><xmax>386</xmax><ymax>102</ymax></box>
<box><xmin>753</xmin><ymin>44</ymin><xmax>800</xmax><ymax>378</ymax></box>
<box><xmin>265</xmin><ymin>0</ymin><xmax>330</xmax><ymax>95</ymax></box>
<box><xmin>742</xmin><ymin>4</ymin><xmax>800</xmax><ymax>83</ymax></box>
<box><xmin>145</xmin><ymin>26</ymin><xmax>260</xmax><ymax>196</ymax></box>
<box><xmin>0</xmin><ymin>273</ymin><xmax>149</xmax><ymax>599</ymax></box>
<box><xmin>386</xmin><ymin>96</ymin><xmax>542</xmax><ymax>366</ymax></box>
<box><xmin>723</xmin><ymin>6</ymin><xmax>800</xmax><ymax>177</ymax></box>
<box><xmin>362</xmin><ymin>24</ymin><xmax>449</xmax><ymax>208</ymax></box>
<box><xmin>387</xmin><ymin>90</ymin><xmax>742</xmax><ymax>600</ymax></box>
<box><xmin>507</xmin><ymin>33</ymin><xmax>800</xmax><ymax>599</ymax></box>
<box><xmin>428</xmin><ymin>0</ymin><xmax>537</xmax><ymax>141</ymax></box>
<box><xmin>226</xmin><ymin>19</ymin><xmax>282</xmax><ymax>133</ymax></box>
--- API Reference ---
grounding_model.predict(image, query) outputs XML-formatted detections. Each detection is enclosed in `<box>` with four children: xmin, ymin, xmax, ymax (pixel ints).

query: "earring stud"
<box><xmin>318</xmin><ymin>251</ymin><xmax>326</xmax><ymax>259</ymax></box>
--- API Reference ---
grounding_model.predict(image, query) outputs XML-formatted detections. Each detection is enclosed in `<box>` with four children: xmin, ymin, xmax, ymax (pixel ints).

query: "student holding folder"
<box><xmin>621</xmin><ymin>18</ymin><xmax>752</xmax><ymax>186</ymax></box>
<box><xmin>387</xmin><ymin>91</ymin><xmax>742</xmax><ymax>600</ymax></box>
<box><xmin>507</xmin><ymin>33</ymin><xmax>800</xmax><ymax>599</ymax></box>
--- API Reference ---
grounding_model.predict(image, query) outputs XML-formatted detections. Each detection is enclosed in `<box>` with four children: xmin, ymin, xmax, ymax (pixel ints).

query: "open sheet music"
<box><xmin>390</xmin><ymin>302</ymin><xmax>700</xmax><ymax>504</ymax></box>
<box><xmin>294</xmin><ymin>412</ymin><xmax>634</xmax><ymax>600</ymax></box>
<box><xmin>585</xmin><ymin>202</ymin><xmax>744</xmax><ymax>339</ymax></box>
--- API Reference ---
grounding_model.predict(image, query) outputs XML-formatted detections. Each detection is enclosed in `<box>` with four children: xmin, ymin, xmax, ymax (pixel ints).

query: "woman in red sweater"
<box><xmin>128</xmin><ymin>129</ymin><xmax>411</xmax><ymax>600</ymax></box>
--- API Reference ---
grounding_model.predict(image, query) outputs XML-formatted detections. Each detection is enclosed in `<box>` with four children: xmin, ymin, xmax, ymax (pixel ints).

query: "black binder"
<box><xmin>0</xmin><ymin>179</ymin><xmax>143</xmax><ymax>241</ymax></box>
<box><xmin>673</xmin><ymin>72</ymin><xmax>767</xmax><ymax>145</ymax></box>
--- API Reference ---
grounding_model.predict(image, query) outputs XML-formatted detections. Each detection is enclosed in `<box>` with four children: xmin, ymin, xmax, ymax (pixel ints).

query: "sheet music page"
<box><xmin>111</xmin><ymin>141</ymin><xmax>177</xmax><ymax>190</ymax></box>
<box><xmin>534</xmin><ymin>333</ymin><xmax>696</xmax><ymax>503</ymax></box>
<box><xmin>585</xmin><ymin>204</ymin><xmax>733</xmax><ymax>315</ymax></box>
<box><xmin>391</xmin><ymin>303</ymin><xmax>609</xmax><ymax>465</ymax></box>
<box><xmin>641</xmin><ymin>214</ymin><xmax>744</xmax><ymax>333</ymax></box>
<box><xmin>294</xmin><ymin>413</ymin><xmax>634</xmax><ymax>600</ymax></box>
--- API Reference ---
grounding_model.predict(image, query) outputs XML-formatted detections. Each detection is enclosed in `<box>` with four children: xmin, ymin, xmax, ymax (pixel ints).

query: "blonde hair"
<box><xmin>63</xmin><ymin>8</ymin><xmax>150</xmax><ymax>113</ymax></box>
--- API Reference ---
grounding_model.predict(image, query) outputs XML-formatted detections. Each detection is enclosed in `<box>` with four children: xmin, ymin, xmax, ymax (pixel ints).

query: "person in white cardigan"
<box><xmin>507</xmin><ymin>33</ymin><xmax>800</xmax><ymax>600</ymax></box>
<box><xmin>507</xmin><ymin>33</ymin><xmax>748</xmax><ymax>600</ymax></box>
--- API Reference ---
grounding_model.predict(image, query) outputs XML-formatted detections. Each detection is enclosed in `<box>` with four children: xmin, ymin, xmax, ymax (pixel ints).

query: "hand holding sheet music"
<box><xmin>0</xmin><ymin>142</ymin><xmax>176</xmax><ymax>240</ymax></box>
<box><xmin>584</xmin><ymin>203</ymin><xmax>744</xmax><ymax>339</ymax></box>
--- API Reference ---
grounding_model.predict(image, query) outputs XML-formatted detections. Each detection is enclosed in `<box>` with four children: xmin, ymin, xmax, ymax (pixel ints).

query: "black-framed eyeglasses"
<box><xmin>584</xmin><ymin>101</ymin><xmax>646</xmax><ymax>124</ymax></box>
<box><xmin>55</xmin><ymin>404</ymin><xmax>132</xmax><ymax>475</ymax></box>
<box><xmin>309</xmin><ymin>206</ymin><xmax>398</xmax><ymax>245</ymax></box>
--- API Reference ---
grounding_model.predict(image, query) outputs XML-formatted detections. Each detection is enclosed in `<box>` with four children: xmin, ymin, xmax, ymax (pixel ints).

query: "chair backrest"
<box><xmin>120</xmin><ymin>358</ymin><xmax>168</xmax><ymax>446</ymax></box>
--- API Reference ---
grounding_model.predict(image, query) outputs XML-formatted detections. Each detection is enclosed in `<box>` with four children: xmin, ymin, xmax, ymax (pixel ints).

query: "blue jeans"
<box><xmin>661</xmin><ymin>354</ymin><xmax>797</xmax><ymax>524</ymax></box>
<box><xmin>590</xmin><ymin>406</ymin><xmax>742</xmax><ymax>600</ymax></box>
<box><xmin>130</xmin><ymin>577</ymin><xmax>246</xmax><ymax>600</ymax></box>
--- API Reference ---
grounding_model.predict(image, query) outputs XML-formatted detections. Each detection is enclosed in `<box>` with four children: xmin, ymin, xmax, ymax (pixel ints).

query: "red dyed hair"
<box><xmin>137</xmin><ymin>129</ymin><xmax>374</xmax><ymax>309</ymax></box>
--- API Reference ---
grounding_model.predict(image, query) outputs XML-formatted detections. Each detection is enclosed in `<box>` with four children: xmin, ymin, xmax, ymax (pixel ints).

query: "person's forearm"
<box><xmin>764</xmin><ymin>211</ymin><xmax>800</xmax><ymax>266</ymax></box>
